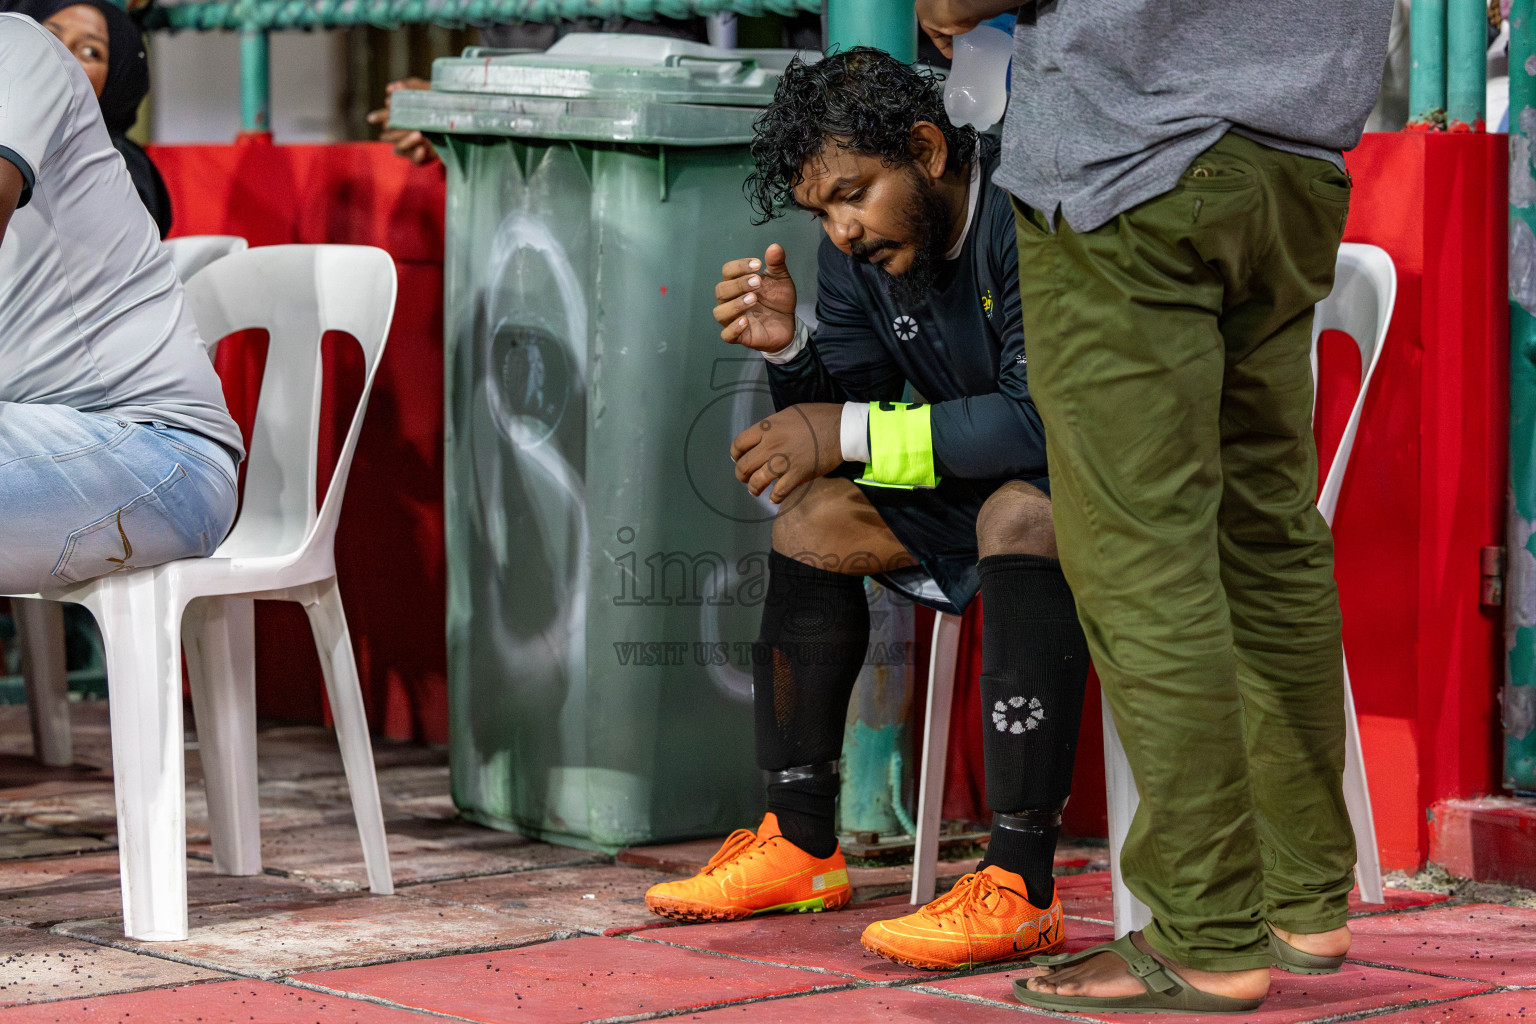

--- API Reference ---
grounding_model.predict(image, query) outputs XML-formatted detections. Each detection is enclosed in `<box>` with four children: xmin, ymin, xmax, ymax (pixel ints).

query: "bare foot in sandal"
<box><xmin>1272</xmin><ymin>924</ymin><xmax>1351</xmax><ymax>959</ymax></box>
<box><xmin>1025</xmin><ymin>932</ymin><xmax>1271</xmax><ymax>1001</ymax></box>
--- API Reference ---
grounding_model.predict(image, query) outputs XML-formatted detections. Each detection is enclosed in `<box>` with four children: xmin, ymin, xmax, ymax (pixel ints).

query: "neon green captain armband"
<box><xmin>858</xmin><ymin>401</ymin><xmax>940</xmax><ymax>490</ymax></box>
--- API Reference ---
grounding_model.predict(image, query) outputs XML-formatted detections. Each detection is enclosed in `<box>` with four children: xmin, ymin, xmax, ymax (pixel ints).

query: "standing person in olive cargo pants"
<box><xmin>917</xmin><ymin>0</ymin><xmax>1394</xmax><ymax>1014</ymax></box>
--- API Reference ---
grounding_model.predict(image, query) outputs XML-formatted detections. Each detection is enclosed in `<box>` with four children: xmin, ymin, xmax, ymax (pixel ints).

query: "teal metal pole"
<box><xmin>240</xmin><ymin>28</ymin><xmax>271</xmax><ymax>134</ymax></box>
<box><xmin>838</xmin><ymin>581</ymin><xmax>915</xmax><ymax>838</ymax></box>
<box><xmin>1410</xmin><ymin>0</ymin><xmax>1448</xmax><ymax>127</ymax></box>
<box><xmin>1506</xmin><ymin>0</ymin><xmax>1536</xmax><ymax>793</ymax></box>
<box><xmin>1447</xmin><ymin>0</ymin><xmax>1486</xmax><ymax>130</ymax></box>
<box><xmin>824</xmin><ymin>0</ymin><xmax>916</xmax><ymax>62</ymax></box>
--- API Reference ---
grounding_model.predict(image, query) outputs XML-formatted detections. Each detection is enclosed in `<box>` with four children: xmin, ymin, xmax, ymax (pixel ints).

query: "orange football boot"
<box><xmin>644</xmin><ymin>812</ymin><xmax>852</xmax><ymax>923</ymax></box>
<box><xmin>860</xmin><ymin>865</ymin><xmax>1065</xmax><ymax>970</ymax></box>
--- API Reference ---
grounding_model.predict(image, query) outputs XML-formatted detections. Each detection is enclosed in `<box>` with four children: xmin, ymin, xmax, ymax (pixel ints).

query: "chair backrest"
<box><xmin>163</xmin><ymin>235</ymin><xmax>249</xmax><ymax>284</ymax></box>
<box><xmin>1311</xmin><ymin>242</ymin><xmax>1396</xmax><ymax>526</ymax></box>
<box><xmin>183</xmin><ymin>244</ymin><xmax>398</xmax><ymax>560</ymax></box>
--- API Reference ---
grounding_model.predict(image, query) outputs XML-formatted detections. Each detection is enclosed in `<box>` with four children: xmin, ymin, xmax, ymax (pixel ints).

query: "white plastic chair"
<box><xmin>2</xmin><ymin>245</ymin><xmax>398</xmax><ymax>940</ymax></box>
<box><xmin>163</xmin><ymin>235</ymin><xmax>249</xmax><ymax>283</ymax></box>
<box><xmin>14</xmin><ymin>234</ymin><xmax>252</xmax><ymax>767</ymax></box>
<box><xmin>1105</xmin><ymin>242</ymin><xmax>1396</xmax><ymax>935</ymax></box>
<box><xmin>912</xmin><ymin>607</ymin><xmax>964</xmax><ymax>904</ymax></box>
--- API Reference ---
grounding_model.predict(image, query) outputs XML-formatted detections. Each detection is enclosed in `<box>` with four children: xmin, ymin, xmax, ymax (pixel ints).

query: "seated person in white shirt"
<box><xmin>0</xmin><ymin>12</ymin><xmax>243</xmax><ymax>593</ymax></box>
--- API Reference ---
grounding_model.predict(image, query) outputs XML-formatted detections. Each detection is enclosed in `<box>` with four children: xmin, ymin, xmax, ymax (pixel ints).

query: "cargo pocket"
<box><xmin>1307</xmin><ymin>171</ymin><xmax>1351</xmax><ymax>236</ymax></box>
<box><xmin>51</xmin><ymin>463</ymin><xmax>209</xmax><ymax>584</ymax></box>
<box><xmin>1179</xmin><ymin>160</ymin><xmax>1256</xmax><ymax>192</ymax></box>
<box><xmin>1307</xmin><ymin>173</ymin><xmax>1352</xmax><ymax>204</ymax></box>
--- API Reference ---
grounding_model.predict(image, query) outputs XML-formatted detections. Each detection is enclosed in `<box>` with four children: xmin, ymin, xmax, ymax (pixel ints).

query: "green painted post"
<box><xmin>240</xmin><ymin>28</ymin><xmax>271</xmax><ymax>134</ymax></box>
<box><xmin>1410</xmin><ymin>0</ymin><xmax>1448</xmax><ymax>127</ymax></box>
<box><xmin>823</xmin><ymin>0</ymin><xmax>916</xmax><ymax>62</ymax></box>
<box><xmin>1447</xmin><ymin>0</ymin><xmax>1486</xmax><ymax>130</ymax></box>
<box><xmin>1506</xmin><ymin>1</ymin><xmax>1536</xmax><ymax>793</ymax></box>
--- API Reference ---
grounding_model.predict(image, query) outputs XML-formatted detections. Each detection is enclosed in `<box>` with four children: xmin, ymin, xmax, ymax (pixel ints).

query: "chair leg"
<box><xmin>1102</xmin><ymin>703</ymin><xmax>1152</xmax><ymax>938</ymax></box>
<box><xmin>1342</xmin><ymin>653</ymin><xmax>1384</xmax><ymax>904</ymax></box>
<box><xmin>15</xmin><ymin>599</ymin><xmax>71</xmax><ymax>768</ymax></box>
<box><xmin>85</xmin><ymin>573</ymin><xmax>189</xmax><ymax>941</ymax></box>
<box><xmin>911</xmin><ymin>612</ymin><xmax>962</xmax><ymax>906</ymax></box>
<box><xmin>297</xmin><ymin>577</ymin><xmax>393</xmax><ymax>895</ymax></box>
<box><xmin>184</xmin><ymin>595</ymin><xmax>262</xmax><ymax>876</ymax></box>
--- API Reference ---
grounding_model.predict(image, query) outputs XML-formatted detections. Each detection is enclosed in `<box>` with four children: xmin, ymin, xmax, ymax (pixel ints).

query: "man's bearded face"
<box><xmin>792</xmin><ymin>141</ymin><xmax>960</xmax><ymax>311</ymax></box>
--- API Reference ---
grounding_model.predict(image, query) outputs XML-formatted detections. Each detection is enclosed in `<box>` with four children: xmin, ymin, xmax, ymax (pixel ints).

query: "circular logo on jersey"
<box><xmin>993</xmin><ymin>696</ymin><xmax>1045</xmax><ymax>734</ymax></box>
<box><xmin>892</xmin><ymin>315</ymin><xmax>919</xmax><ymax>341</ymax></box>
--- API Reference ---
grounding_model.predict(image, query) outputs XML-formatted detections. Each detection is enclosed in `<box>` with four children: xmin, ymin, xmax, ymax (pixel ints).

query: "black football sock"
<box><xmin>754</xmin><ymin>550</ymin><xmax>869</xmax><ymax>858</ymax></box>
<box><xmin>981</xmin><ymin>810</ymin><xmax>1064</xmax><ymax>907</ymax></box>
<box><xmin>974</xmin><ymin>553</ymin><xmax>1090</xmax><ymax>907</ymax></box>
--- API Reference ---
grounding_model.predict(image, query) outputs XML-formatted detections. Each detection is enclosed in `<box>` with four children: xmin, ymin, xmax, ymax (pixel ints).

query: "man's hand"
<box><xmin>714</xmin><ymin>243</ymin><xmax>798</xmax><ymax>354</ymax></box>
<box><xmin>366</xmin><ymin>78</ymin><xmax>438</xmax><ymax>165</ymax></box>
<box><xmin>916</xmin><ymin>0</ymin><xmax>1020</xmax><ymax>58</ymax></box>
<box><xmin>731</xmin><ymin>404</ymin><xmax>845</xmax><ymax>503</ymax></box>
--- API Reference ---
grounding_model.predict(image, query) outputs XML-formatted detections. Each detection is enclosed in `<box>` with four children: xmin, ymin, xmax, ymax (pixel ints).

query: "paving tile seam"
<box><xmin>286</xmin><ymin>970</ymin><xmax>863</xmax><ymax>1024</ymax></box>
<box><xmin>570</xmin><ymin>982</ymin><xmax>866</xmax><ymax>1024</ymax></box>
<box><xmin>613</xmin><ymin>928</ymin><xmax>992</xmax><ymax>985</ymax></box>
<box><xmin>234</xmin><ymin>930</ymin><xmax>587</xmax><ymax>981</ymax></box>
<box><xmin>39</xmin><ymin>925</ymin><xmax>579</xmax><ymax>981</ymax></box>
<box><xmin>618</xmin><ymin>933</ymin><xmax>862</xmax><ymax>980</ymax></box>
<box><xmin>1345</xmin><ymin>901</ymin><xmax>1461</xmax><ymax>920</ymax></box>
<box><xmin>0</xmin><ymin>836</ymin><xmax>114</xmax><ymax>859</ymax></box>
<box><xmin>277</xmin><ymin>977</ymin><xmax>505</xmax><ymax>1023</ymax></box>
<box><xmin>617</xmin><ymin>931</ymin><xmax>1029</xmax><ymax>988</ymax></box>
<box><xmin>0</xmin><ymin>973</ymin><xmax>245</xmax><ymax>1010</ymax></box>
<box><xmin>385</xmin><ymin>860</ymin><xmax>616</xmax><ymax>889</ymax></box>
<box><xmin>41</xmin><ymin>924</ymin><xmax>270</xmax><ymax>976</ymax></box>
<box><xmin>1342</xmin><ymin>956</ymin><xmax>1520</xmax><ymax>986</ymax></box>
<box><xmin>908</xmin><ymin>983</ymin><xmax>1522</xmax><ymax>1024</ymax></box>
<box><xmin>907</xmin><ymin>984</ymin><xmax>1098</xmax><ymax>1021</ymax></box>
<box><xmin>397</xmin><ymin>892</ymin><xmax>670</xmax><ymax>937</ymax></box>
<box><xmin>1281</xmin><ymin>990</ymin><xmax>1506</xmax><ymax>1024</ymax></box>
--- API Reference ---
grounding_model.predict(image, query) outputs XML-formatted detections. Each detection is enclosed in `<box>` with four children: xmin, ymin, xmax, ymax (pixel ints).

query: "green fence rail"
<box><xmin>154</xmin><ymin>0</ymin><xmax>818</xmax><ymax>32</ymax></box>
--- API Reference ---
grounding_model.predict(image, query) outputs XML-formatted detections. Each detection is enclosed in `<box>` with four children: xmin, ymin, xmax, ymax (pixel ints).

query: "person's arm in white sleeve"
<box><xmin>0</xmin><ymin>15</ymin><xmax>79</xmax><ymax>238</ymax></box>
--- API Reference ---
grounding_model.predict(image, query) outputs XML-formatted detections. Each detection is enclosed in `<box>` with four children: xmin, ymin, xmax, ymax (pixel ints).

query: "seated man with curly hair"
<box><xmin>643</xmin><ymin>47</ymin><xmax>1090</xmax><ymax>971</ymax></box>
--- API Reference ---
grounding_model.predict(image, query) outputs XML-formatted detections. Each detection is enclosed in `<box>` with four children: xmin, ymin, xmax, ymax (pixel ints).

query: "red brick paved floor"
<box><xmin>3</xmin><ymin>705</ymin><xmax>1534</xmax><ymax>1024</ymax></box>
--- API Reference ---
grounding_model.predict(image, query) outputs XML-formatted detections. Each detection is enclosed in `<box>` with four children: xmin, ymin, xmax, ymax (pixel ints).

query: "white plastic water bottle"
<box><xmin>943</xmin><ymin>25</ymin><xmax>1013</xmax><ymax>130</ymax></box>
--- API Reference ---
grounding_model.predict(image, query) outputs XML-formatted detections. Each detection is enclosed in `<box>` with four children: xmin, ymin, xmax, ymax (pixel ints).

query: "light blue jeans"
<box><xmin>0</xmin><ymin>404</ymin><xmax>239</xmax><ymax>594</ymax></box>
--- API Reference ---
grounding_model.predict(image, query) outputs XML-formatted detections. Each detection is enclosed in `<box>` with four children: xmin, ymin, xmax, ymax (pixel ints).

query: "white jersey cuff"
<box><xmin>760</xmin><ymin>316</ymin><xmax>810</xmax><ymax>364</ymax></box>
<box><xmin>841</xmin><ymin>401</ymin><xmax>872</xmax><ymax>463</ymax></box>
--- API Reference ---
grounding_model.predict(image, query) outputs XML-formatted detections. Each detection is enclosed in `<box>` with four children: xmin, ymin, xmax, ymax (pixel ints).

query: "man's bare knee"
<box><xmin>771</xmin><ymin>478</ymin><xmax>912</xmax><ymax>575</ymax></box>
<box><xmin>771</xmin><ymin>484</ymin><xmax>842</xmax><ymax>566</ymax></box>
<box><xmin>977</xmin><ymin>481</ymin><xmax>1057</xmax><ymax>559</ymax></box>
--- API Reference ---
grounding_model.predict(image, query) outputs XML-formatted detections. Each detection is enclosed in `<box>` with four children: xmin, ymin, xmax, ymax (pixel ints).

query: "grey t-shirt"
<box><xmin>996</xmin><ymin>0</ymin><xmax>1394</xmax><ymax>232</ymax></box>
<box><xmin>0</xmin><ymin>14</ymin><xmax>244</xmax><ymax>458</ymax></box>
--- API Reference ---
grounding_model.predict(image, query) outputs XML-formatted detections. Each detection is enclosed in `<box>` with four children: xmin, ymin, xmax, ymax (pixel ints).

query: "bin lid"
<box><xmin>388</xmin><ymin>34</ymin><xmax>819</xmax><ymax>146</ymax></box>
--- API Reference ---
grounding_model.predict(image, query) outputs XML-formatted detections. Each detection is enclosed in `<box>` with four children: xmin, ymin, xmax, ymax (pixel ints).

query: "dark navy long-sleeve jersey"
<box><xmin>765</xmin><ymin>139</ymin><xmax>1047</xmax><ymax>483</ymax></box>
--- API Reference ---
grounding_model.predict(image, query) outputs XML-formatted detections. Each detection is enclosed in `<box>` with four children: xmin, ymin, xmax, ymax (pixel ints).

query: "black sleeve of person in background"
<box><xmin>766</xmin><ymin>234</ymin><xmax>906</xmax><ymax>413</ymax></box>
<box><xmin>112</xmin><ymin>134</ymin><xmax>172</xmax><ymax>239</ymax></box>
<box><xmin>927</xmin><ymin>191</ymin><xmax>1047</xmax><ymax>481</ymax></box>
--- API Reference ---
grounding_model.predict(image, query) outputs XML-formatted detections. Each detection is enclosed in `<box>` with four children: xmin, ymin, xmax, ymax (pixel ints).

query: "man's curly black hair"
<box><xmin>745</xmin><ymin>47</ymin><xmax>978</xmax><ymax>224</ymax></box>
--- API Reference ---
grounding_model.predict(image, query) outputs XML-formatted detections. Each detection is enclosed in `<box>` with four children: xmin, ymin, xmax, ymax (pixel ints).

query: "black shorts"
<box><xmin>848</xmin><ymin>471</ymin><xmax>1051</xmax><ymax>614</ymax></box>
